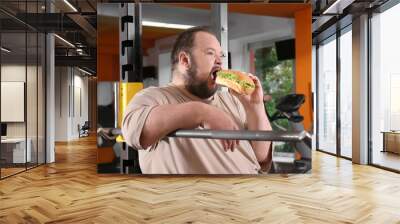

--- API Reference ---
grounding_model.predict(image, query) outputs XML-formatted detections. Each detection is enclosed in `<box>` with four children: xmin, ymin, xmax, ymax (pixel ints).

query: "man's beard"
<box><xmin>184</xmin><ymin>60</ymin><xmax>218</xmax><ymax>99</ymax></box>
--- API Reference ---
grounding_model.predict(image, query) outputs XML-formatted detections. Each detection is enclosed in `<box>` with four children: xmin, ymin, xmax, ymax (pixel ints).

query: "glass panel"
<box><xmin>1</xmin><ymin>28</ymin><xmax>28</xmax><ymax>178</ymax></box>
<box><xmin>371</xmin><ymin>4</ymin><xmax>400</xmax><ymax>171</ymax></box>
<box><xmin>312</xmin><ymin>45</ymin><xmax>317</xmax><ymax>151</ymax></box>
<box><xmin>339</xmin><ymin>29</ymin><xmax>352</xmax><ymax>158</ymax></box>
<box><xmin>27</xmin><ymin>31</ymin><xmax>38</xmax><ymax>169</ymax></box>
<box><xmin>317</xmin><ymin>36</ymin><xmax>337</xmax><ymax>154</ymax></box>
<box><xmin>0</xmin><ymin>1</ymin><xmax>46</xmax><ymax>178</ymax></box>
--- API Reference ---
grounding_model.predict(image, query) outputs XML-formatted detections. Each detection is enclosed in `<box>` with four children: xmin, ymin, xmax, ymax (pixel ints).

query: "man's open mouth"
<box><xmin>210</xmin><ymin>67</ymin><xmax>221</xmax><ymax>81</ymax></box>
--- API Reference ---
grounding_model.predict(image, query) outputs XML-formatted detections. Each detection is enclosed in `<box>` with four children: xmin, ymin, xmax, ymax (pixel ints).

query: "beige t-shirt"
<box><xmin>122</xmin><ymin>84</ymin><xmax>262</xmax><ymax>174</ymax></box>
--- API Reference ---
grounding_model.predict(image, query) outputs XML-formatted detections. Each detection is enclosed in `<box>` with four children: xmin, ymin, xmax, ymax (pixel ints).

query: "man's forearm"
<box><xmin>245</xmin><ymin>105</ymin><xmax>273</xmax><ymax>164</ymax></box>
<box><xmin>140</xmin><ymin>102</ymin><xmax>206</xmax><ymax>148</ymax></box>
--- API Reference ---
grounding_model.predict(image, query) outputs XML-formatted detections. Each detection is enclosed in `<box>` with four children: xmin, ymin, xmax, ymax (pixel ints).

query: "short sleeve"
<box><xmin>121</xmin><ymin>87</ymin><xmax>167</xmax><ymax>150</ymax></box>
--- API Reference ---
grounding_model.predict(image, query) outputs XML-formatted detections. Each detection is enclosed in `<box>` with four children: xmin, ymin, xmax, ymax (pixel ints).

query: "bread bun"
<box><xmin>216</xmin><ymin>70</ymin><xmax>255</xmax><ymax>95</ymax></box>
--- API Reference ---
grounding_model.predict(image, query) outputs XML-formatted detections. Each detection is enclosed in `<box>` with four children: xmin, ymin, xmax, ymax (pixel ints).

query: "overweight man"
<box><xmin>122</xmin><ymin>26</ymin><xmax>272</xmax><ymax>174</ymax></box>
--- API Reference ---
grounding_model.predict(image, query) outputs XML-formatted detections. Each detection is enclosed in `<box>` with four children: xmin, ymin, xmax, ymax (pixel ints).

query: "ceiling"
<box><xmin>0</xmin><ymin>1</ymin><xmax>304</xmax><ymax>73</ymax></box>
<box><xmin>167</xmin><ymin>3</ymin><xmax>310</xmax><ymax>18</ymax></box>
<box><xmin>6</xmin><ymin>0</ymin><xmax>379</xmax><ymax>74</ymax></box>
<box><xmin>311</xmin><ymin>0</ymin><xmax>389</xmax><ymax>42</ymax></box>
<box><xmin>0</xmin><ymin>0</ymin><xmax>97</xmax><ymax>72</ymax></box>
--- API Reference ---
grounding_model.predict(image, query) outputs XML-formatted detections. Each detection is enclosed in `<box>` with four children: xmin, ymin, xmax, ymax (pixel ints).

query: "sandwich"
<box><xmin>215</xmin><ymin>70</ymin><xmax>255</xmax><ymax>95</ymax></box>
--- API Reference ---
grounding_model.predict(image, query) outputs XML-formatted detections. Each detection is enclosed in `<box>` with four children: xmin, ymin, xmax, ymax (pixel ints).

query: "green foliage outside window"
<box><xmin>254</xmin><ymin>47</ymin><xmax>294</xmax><ymax>130</ymax></box>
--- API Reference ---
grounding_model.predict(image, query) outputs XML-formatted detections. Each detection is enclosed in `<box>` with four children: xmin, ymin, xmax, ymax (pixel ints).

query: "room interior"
<box><xmin>0</xmin><ymin>0</ymin><xmax>400</xmax><ymax>222</ymax></box>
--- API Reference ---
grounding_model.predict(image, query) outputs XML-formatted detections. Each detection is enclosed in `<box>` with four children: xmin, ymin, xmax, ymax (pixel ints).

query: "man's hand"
<box><xmin>229</xmin><ymin>73</ymin><xmax>273</xmax><ymax>167</ymax></box>
<box><xmin>229</xmin><ymin>73</ymin><xmax>265</xmax><ymax>112</ymax></box>
<box><xmin>200</xmin><ymin>105</ymin><xmax>240</xmax><ymax>152</ymax></box>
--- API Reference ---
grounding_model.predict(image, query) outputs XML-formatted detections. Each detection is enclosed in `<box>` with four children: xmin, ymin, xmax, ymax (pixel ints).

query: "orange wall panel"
<box><xmin>97</xmin><ymin>16</ymin><xmax>120</xmax><ymax>81</ymax></box>
<box><xmin>97</xmin><ymin>147</ymin><xmax>116</xmax><ymax>164</ymax></box>
<box><xmin>295</xmin><ymin>6</ymin><xmax>313</xmax><ymax>131</ymax></box>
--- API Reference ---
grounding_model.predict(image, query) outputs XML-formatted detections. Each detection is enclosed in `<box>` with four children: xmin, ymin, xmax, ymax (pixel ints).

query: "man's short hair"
<box><xmin>170</xmin><ymin>26</ymin><xmax>216</xmax><ymax>72</ymax></box>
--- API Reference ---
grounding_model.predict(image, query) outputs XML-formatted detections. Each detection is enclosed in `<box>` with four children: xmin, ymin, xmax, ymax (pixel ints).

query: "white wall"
<box><xmin>142</xmin><ymin>4</ymin><xmax>209</xmax><ymax>28</ymax></box>
<box><xmin>55</xmin><ymin>67</ymin><xmax>69</xmax><ymax>141</ymax></box>
<box><xmin>1</xmin><ymin>65</ymin><xmax>26</xmax><ymax>140</ymax></box>
<box><xmin>72</xmin><ymin>73</ymin><xmax>89</xmax><ymax>138</ymax></box>
<box><xmin>158</xmin><ymin>52</ymin><xmax>172</xmax><ymax>87</ymax></box>
<box><xmin>145</xmin><ymin>35</ymin><xmax>176</xmax><ymax>87</ymax></box>
<box><xmin>1</xmin><ymin>65</ymin><xmax>26</xmax><ymax>82</ymax></box>
<box><xmin>1</xmin><ymin>65</ymin><xmax>40</xmax><ymax>138</ymax></box>
<box><xmin>228</xmin><ymin>12</ymin><xmax>294</xmax><ymax>40</ymax></box>
<box><xmin>54</xmin><ymin>67</ymin><xmax>89</xmax><ymax>141</ymax></box>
